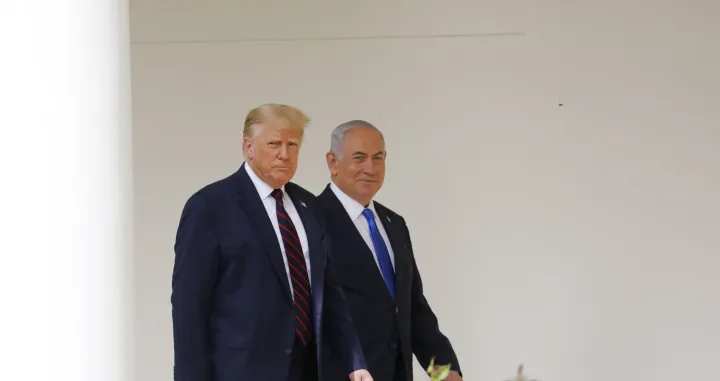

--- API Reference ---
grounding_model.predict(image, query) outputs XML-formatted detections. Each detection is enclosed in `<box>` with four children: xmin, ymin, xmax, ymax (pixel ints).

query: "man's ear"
<box><xmin>326</xmin><ymin>151</ymin><xmax>337</xmax><ymax>174</ymax></box>
<box><xmin>243</xmin><ymin>136</ymin><xmax>253</xmax><ymax>159</ymax></box>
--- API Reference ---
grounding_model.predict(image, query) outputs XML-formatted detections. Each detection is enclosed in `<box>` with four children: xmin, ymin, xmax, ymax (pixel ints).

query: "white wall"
<box><xmin>130</xmin><ymin>1</ymin><xmax>720</xmax><ymax>380</ymax></box>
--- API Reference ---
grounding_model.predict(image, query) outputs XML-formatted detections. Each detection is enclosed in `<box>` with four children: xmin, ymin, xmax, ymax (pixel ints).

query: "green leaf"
<box><xmin>436</xmin><ymin>364</ymin><xmax>451</xmax><ymax>380</ymax></box>
<box><xmin>426</xmin><ymin>357</ymin><xmax>436</xmax><ymax>374</ymax></box>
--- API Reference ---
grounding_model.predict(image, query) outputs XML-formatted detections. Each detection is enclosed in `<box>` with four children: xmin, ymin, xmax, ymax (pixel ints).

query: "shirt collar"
<box><xmin>244</xmin><ymin>162</ymin><xmax>284</xmax><ymax>200</ymax></box>
<box><xmin>330</xmin><ymin>181</ymin><xmax>377</xmax><ymax>221</ymax></box>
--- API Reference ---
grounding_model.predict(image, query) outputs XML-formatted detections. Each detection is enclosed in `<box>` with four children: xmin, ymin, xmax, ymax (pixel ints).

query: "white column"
<box><xmin>0</xmin><ymin>2</ymin><xmax>133</xmax><ymax>381</ymax></box>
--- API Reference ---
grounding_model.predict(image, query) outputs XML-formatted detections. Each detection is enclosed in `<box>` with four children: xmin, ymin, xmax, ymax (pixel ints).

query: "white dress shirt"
<box><xmin>245</xmin><ymin>163</ymin><xmax>311</xmax><ymax>294</ymax></box>
<box><xmin>330</xmin><ymin>182</ymin><xmax>395</xmax><ymax>270</ymax></box>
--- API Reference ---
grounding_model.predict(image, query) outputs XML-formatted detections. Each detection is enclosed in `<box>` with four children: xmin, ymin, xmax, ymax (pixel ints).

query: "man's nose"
<box><xmin>278</xmin><ymin>144</ymin><xmax>290</xmax><ymax>159</ymax></box>
<box><xmin>363</xmin><ymin>160</ymin><xmax>376</xmax><ymax>174</ymax></box>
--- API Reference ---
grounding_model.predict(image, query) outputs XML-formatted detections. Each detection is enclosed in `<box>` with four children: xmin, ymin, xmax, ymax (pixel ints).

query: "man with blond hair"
<box><xmin>171</xmin><ymin>104</ymin><xmax>373</xmax><ymax>381</ymax></box>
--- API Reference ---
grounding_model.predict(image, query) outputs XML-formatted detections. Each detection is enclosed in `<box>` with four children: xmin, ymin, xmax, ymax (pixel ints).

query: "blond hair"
<box><xmin>243</xmin><ymin>103</ymin><xmax>310</xmax><ymax>138</ymax></box>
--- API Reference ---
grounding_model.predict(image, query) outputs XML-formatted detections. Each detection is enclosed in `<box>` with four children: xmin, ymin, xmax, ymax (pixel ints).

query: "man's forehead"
<box><xmin>347</xmin><ymin>148</ymin><xmax>385</xmax><ymax>156</ymax></box>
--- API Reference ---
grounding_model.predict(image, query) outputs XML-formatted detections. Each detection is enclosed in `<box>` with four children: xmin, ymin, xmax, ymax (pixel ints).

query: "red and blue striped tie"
<box><xmin>272</xmin><ymin>189</ymin><xmax>312</xmax><ymax>345</ymax></box>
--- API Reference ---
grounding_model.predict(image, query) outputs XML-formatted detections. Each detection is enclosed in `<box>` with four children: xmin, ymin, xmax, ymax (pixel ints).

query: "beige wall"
<box><xmin>131</xmin><ymin>1</ymin><xmax>720</xmax><ymax>380</ymax></box>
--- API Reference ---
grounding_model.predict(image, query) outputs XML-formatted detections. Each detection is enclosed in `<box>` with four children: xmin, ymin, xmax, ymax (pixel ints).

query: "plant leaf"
<box><xmin>426</xmin><ymin>357</ymin><xmax>436</xmax><ymax>373</ymax></box>
<box><xmin>436</xmin><ymin>364</ymin><xmax>451</xmax><ymax>380</ymax></box>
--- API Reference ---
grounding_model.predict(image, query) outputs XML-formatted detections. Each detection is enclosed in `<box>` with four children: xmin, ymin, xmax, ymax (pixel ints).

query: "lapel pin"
<box><xmin>300</xmin><ymin>202</ymin><xmax>306</xmax><ymax>208</ymax></box>
<box><xmin>386</xmin><ymin>216</ymin><xmax>391</xmax><ymax>222</ymax></box>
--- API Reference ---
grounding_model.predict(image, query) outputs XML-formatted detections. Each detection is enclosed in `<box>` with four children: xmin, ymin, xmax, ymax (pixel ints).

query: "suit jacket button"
<box><xmin>395</xmin><ymin>307</ymin><xmax>399</xmax><ymax>313</ymax></box>
<box><xmin>285</xmin><ymin>348</ymin><xmax>292</xmax><ymax>354</ymax></box>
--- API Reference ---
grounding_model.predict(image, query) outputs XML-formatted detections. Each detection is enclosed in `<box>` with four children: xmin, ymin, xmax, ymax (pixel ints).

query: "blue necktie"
<box><xmin>362</xmin><ymin>208</ymin><xmax>395</xmax><ymax>299</ymax></box>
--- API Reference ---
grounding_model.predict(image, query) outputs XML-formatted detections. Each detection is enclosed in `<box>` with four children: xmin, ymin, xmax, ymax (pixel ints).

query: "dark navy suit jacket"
<box><xmin>318</xmin><ymin>185</ymin><xmax>460</xmax><ymax>381</ymax></box>
<box><xmin>171</xmin><ymin>164</ymin><xmax>366</xmax><ymax>381</ymax></box>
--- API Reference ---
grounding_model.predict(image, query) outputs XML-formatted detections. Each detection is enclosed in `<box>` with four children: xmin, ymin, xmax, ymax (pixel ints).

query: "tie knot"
<box><xmin>271</xmin><ymin>189</ymin><xmax>283</xmax><ymax>200</ymax></box>
<box><xmin>362</xmin><ymin>208</ymin><xmax>375</xmax><ymax>221</ymax></box>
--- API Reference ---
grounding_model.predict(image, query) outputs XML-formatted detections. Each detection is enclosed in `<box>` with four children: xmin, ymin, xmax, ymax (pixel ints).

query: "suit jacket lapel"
<box><xmin>232</xmin><ymin>164</ymin><xmax>292</xmax><ymax>301</ymax></box>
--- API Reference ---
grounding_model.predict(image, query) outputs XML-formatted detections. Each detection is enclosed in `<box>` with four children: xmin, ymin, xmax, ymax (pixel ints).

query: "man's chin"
<box><xmin>270</xmin><ymin>174</ymin><xmax>294</xmax><ymax>187</ymax></box>
<box><xmin>357</xmin><ymin>187</ymin><xmax>379</xmax><ymax>200</ymax></box>
<box><xmin>358</xmin><ymin>183</ymin><xmax>379</xmax><ymax>192</ymax></box>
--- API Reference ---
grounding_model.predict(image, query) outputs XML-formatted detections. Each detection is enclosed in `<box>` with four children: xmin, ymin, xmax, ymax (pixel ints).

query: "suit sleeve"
<box><xmin>317</xmin><ymin>206</ymin><xmax>368</xmax><ymax>374</ymax></box>
<box><xmin>171</xmin><ymin>193</ymin><xmax>219</xmax><ymax>381</ymax></box>
<box><xmin>405</xmin><ymin>223</ymin><xmax>462</xmax><ymax>376</ymax></box>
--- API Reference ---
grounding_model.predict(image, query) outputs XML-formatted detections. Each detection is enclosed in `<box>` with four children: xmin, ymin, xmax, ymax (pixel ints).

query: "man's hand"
<box><xmin>445</xmin><ymin>370</ymin><xmax>463</xmax><ymax>381</ymax></box>
<box><xmin>348</xmin><ymin>369</ymin><xmax>373</xmax><ymax>381</ymax></box>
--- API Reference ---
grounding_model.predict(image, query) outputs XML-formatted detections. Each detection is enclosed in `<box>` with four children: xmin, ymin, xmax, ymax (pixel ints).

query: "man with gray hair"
<box><xmin>318</xmin><ymin>120</ymin><xmax>462</xmax><ymax>381</ymax></box>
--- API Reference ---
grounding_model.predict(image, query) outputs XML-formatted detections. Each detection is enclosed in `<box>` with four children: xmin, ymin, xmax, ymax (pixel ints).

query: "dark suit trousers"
<box><xmin>287</xmin><ymin>338</ymin><xmax>318</xmax><ymax>381</ymax></box>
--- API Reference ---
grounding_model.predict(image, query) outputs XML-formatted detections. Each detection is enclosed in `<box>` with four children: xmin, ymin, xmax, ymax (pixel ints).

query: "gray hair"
<box><xmin>330</xmin><ymin>120</ymin><xmax>384</xmax><ymax>158</ymax></box>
